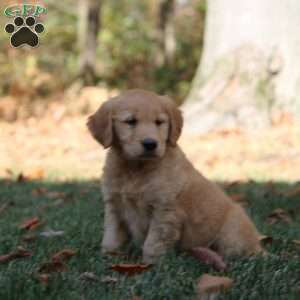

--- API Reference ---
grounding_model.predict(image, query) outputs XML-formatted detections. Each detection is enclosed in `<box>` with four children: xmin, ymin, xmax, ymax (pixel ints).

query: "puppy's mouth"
<box><xmin>138</xmin><ymin>152</ymin><xmax>158</xmax><ymax>160</ymax></box>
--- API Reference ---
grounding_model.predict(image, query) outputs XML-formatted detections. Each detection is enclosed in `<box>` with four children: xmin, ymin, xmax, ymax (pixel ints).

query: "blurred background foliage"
<box><xmin>0</xmin><ymin>0</ymin><xmax>206</xmax><ymax>107</ymax></box>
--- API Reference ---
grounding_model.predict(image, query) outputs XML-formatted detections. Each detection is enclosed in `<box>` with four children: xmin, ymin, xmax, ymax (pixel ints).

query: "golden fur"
<box><xmin>87</xmin><ymin>89</ymin><xmax>263</xmax><ymax>263</ymax></box>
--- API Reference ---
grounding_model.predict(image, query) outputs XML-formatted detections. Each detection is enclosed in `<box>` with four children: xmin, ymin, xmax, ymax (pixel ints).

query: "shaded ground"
<box><xmin>0</xmin><ymin>179</ymin><xmax>299</xmax><ymax>300</ymax></box>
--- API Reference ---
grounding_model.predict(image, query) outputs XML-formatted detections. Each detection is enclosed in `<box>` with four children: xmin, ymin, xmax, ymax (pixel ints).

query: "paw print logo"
<box><xmin>5</xmin><ymin>16</ymin><xmax>44</xmax><ymax>48</ymax></box>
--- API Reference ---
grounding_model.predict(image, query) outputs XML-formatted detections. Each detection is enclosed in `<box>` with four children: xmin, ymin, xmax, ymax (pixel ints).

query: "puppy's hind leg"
<box><xmin>216</xmin><ymin>205</ymin><xmax>264</xmax><ymax>258</ymax></box>
<box><xmin>102</xmin><ymin>202</ymin><xmax>128</xmax><ymax>254</ymax></box>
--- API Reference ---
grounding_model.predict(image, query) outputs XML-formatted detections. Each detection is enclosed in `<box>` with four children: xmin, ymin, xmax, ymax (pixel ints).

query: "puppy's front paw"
<box><xmin>101</xmin><ymin>246</ymin><xmax>117</xmax><ymax>256</ymax></box>
<box><xmin>101</xmin><ymin>240</ymin><xmax>122</xmax><ymax>255</ymax></box>
<box><xmin>142</xmin><ymin>247</ymin><xmax>162</xmax><ymax>264</ymax></box>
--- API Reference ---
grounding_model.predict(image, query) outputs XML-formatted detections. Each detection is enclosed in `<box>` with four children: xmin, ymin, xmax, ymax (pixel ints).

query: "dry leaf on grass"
<box><xmin>52</xmin><ymin>249</ymin><xmax>76</xmax><ymax>262</ymax></box>
<box><xmin>132</xmin><ymin>296</ymin><xmax>143</xmax><ymax>300</ymax></box>
<box><xmin>292</xmin><ymin>240</ymin><xmax>300</xmax><ymax>248</ymax></box>
<box><xmin>229</xmin><ymin>193</ymin><xmax>248</xmax><ymax>206</ymax></box>
<box><xmin>223</xmin><ymin>180</ymin><xmax>246</xmax><ymax>190</ymax></box>
<box><xmin>196</xmin><ymin>274</ymin><xmax>233</xmax><ymax>300</ymax></box>
<box><xmin>37</xmin><ymin>274</ymin><xmax>50</xmax><ymax>284</ymax></box>
<box><xmin>0</xmin><ymin>247</ymin><xmax>32</xmax><ymax>263</ymax></box>
<box><xmin>39</xmin><ymin>261</ymin><xmax>67</xmax><ymax>273</ymax></box>
<box><xmin>79</xmin><ymin>272</ymin><xmax>101</xmax><ymax>282</ymax></box>
<box><xmin>266</xmin><ymin>208</ymin><xmax>293</xmax><ymax>225</ymax></box>
<box><xmin>110</xmin><ymin>263</ymin><xmax>152</xmax><ymax>276</ymax></box>
<box><xmin>38</xmin><ymin>249</ymin><xmax>76</xmax><ymax>274</ymax></box>
<box><xmin>101</xmin><ymin>276</ymin><xmax>118</xmax><ymax>284</ymax></box>
<box><xmin>19</xmin><ymin>217</ymin><xmax>42</xmax><ymax>230</ymax></box>
<box><xmin>79</xmin><ymin>272</ymin><xmax>118</xmax><ymax>284</ymax></box>
<box><xmin>259</xmin><ymin>235</ymin><xmax>274</xmax><ymax>246</ymax></box>
<box><xmin>39</xmin><ymin>229</ymin><xmax>64</xmax><ymax>238</ymax></box>
<box><xmin>190</xmin><ymin>247</ymin><xmax>227</xmax><ymax>272</ymax></box>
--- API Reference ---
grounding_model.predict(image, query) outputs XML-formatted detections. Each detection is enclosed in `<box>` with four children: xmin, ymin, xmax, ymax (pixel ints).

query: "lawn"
<box><xmin>0</xmin><ymin>177</ymin><xmax>300</xmax><ymax>300</ymax></box>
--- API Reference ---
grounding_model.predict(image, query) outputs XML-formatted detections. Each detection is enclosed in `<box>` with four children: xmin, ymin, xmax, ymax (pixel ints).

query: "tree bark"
<box><xmin>184</xmin><ymin>0</ymin><xmax>300</xmax><ymax>133</ymax></box>
<box><xmin>155</xmin><ymin>0</ymin><xmax>176</xmax><ymax>67</ymax></box>
<box><xmin>78</xmin><ymin>0</ymin><xmax>101</xmax><ymax>85</ymax></box>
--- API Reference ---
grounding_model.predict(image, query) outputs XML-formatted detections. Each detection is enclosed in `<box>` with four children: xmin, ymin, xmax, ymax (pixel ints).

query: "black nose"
<box><xmin>142</xmin><ymin>138</ymin><xmax>157</xmax><ymax>151</ymax></box>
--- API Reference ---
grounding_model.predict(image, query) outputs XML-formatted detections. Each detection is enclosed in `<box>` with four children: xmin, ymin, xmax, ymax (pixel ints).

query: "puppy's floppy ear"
<box><xmin>87</xmin><ymin>99</ymin><xmax>115</xmax><ymax>148</ymax></box>
<box><xmin>160</xmin><ymin>96</ymin><xmax>183</xmax><ymax>146</ymax></box>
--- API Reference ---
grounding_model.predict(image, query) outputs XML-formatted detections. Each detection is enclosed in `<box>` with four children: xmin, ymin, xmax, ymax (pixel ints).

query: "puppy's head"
<box><xmin>87</xmin><ymin>89</ymin><xmax>183</xmax><ymax>160</ymax></box>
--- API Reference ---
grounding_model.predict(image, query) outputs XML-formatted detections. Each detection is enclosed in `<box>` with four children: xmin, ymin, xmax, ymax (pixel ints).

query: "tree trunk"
<box><xmin>183</xmin><ymin>0</ymin><xmax>300</xmax><ymax>133</ymax></box>
<box><xmin>155</xmin><ymin>0</ymin><xmax>176</xmax><ymax>67</ymax></box>
<box><xmin>78</xmin><ymin>0</ymin><xmax>101</xmax><ymax>85</ymax></box>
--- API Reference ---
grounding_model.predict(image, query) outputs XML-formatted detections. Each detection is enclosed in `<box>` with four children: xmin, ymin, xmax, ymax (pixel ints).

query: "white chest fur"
<box><xmin>104</xmin><ymin>172</ymin><xmax>158</xmax><ymax>244</ymax></box>
<box><xmin>119</xmin><ymin>193</ymin><xmax>150</xmax><ymax>243</ymax></box>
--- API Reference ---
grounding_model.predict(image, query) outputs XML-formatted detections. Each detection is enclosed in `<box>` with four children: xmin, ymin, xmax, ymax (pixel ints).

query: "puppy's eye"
<box><xmin>155</xmin><ymin>120</ymin><xmax>165</xmax><ymax>126</ymax></box>
<box><xmin>125</xmin><ymin>118</ymin><xmax>137</xmax><ymax>126</ymax></box>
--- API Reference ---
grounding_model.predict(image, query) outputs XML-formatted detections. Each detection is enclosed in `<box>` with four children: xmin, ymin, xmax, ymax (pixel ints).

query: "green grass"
<box><xmin>0</xmin><ymin>179</ymin><xmax>300</xmax><ymax>300</ymax></box>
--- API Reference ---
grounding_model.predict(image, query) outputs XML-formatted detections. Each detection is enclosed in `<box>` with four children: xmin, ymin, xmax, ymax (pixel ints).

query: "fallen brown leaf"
<box><xmin>39</xmin><ymin>229</ymin><xmax>64</xmax><ymax>238</ymax></box>
<box><xmin>292</xmin><ymin>240</ymin><xmax>300</xmax><ymax>248</ymax></box>
<box><xmin>259</xmin><ymin>235</ymin><xmax>274</xmax><ymax>246</ymax></box>
<box><xmin>229</xmin><ymin>194</ymin><xmax>246</xmax><ymax>202</ymax></box>
<box><xmin>39</xmin><ymin>261</ymin><xmax>67</xmax><ymax>273</ymax></box>
<box><xmin>229</xmin><ymin>193</ymin><xmax>248</xmax><ymax>206</ymax></box>
<box><xmin>190</xmin><ymin>247</ymin><xmax>227</xmax><ymax>272</ymax></box>
<box><xmin>196</xmin><ymin>274</ymin><xmax>233</xmax><ymax>300</ymax></box>
<box><xmin>79</xmin><ymin>272</ymin><xmax>101</xmax><ymax>282</ymax></box>
<box><xmin>79</xmin><ymin>272</ymin><xmax>118</xmax><ymax>284</ymax></box>
<box><xmin>223</xmin><ymin>180</ymin><xmax>246</xmax><ymax>189</ymax></box>
<box><xmin>266</xmin><ymin>208</ymin><xmax>293</xmax><ymax>225</ymax></box>
<box><xmin>38</xmin><ymin>274</ymin><xmax>50</xmax><ymax>284</ymax></box>
<box><xmin>132</xmin><ymin>296</ymin><xmax>143</xmax><ymax>300</ymax></box>
<box><xmin>19</xmin><ymin>217</ymin><xmax>42</xmax><ymax>230</ymax></box>
<box><xmin>52</xmin><ymin>249</ymin><xmax>76</xmax><ymax>262</ymax></box>
<box><xmin>0</xmin><ymin>247</ymin><xmax>32</xmax><ymax>263</ymax></box>
<box><xmin>110</xmin><ymin>263</ymin><xmax>152</xmax><ymax>276</ymax></box>
<box><xmin>101</xmin><ymin>276</ymin><xmax>118</xmax><ymax>284</ymax></box>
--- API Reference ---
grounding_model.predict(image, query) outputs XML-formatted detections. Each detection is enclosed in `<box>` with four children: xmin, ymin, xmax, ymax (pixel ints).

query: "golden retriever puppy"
<box><xmin>87</xmin><ymin>89</ymin><xmax>263</xmax><ymax>263</ymax></box>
